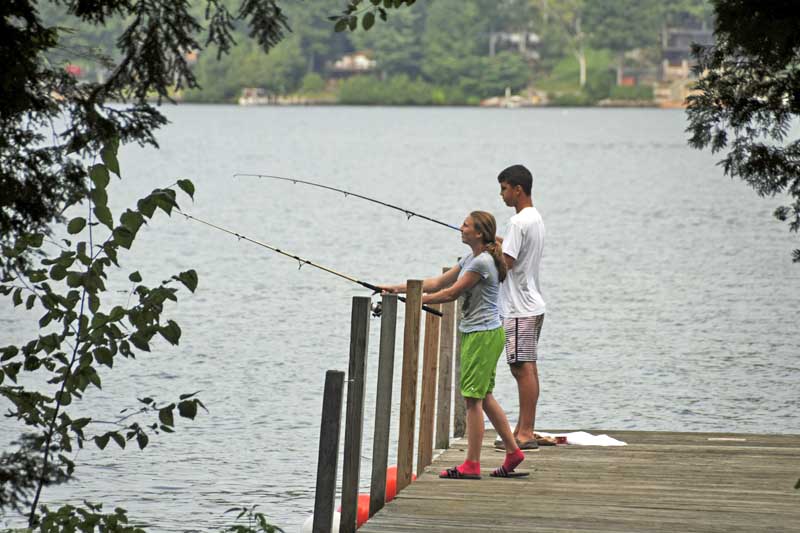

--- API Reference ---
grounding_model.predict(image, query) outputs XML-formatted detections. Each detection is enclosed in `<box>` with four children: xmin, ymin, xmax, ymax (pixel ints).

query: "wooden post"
<box><xmin>369</xmin><ymin>294</ymin><xmax>398</xmax><ymax>518</ymax></box>
<box><xmin>416</xmin><ymin>303</ymin><xmax>441</xmax><ymax>476</ymax></box>
<box><xmin>452</xmin><ymin>296</ymin><xmax>466</xmax><ymax>438</ymax></box>
<box><xmin>340</xmin><ymin>296</ymin><xmax>371</xmax><ymax>533</ymax></box>
<box><xmin>396</xmin><ymin>280</ymin><xmax>423</xmax><ymax>492</ymax></box>
<box><xmin>435</xmin><ymin>271</ymin><xmax>456</xmax><ymax>449</ymax></box>
<box><xmin>312</xmin><ymin>370</ymin><xmax>345</xmax><ymax>533</ymax></box>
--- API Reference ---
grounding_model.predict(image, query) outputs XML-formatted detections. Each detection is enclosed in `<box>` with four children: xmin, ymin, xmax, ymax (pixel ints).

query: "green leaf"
<box><xmin>176</xmin><ymin>179</ymin><xmax>195</xmax><ymax>200</ymax></box>
<box><xmin>159</xmin><ymin>320</ymin><xmax>181</xmax><ymax>346</ymax></box>
<box><xmin>348</xmin><ymin>15</ymin><xmax>357</xmax><ymax>31</ymax></box>
<box><xmin>109</xmin><ymin>306</ymin><xmax>126</xmax><ymax>321</ymax></box>
<box><xmin>334</xmin><ymin>18</ymin><xmax>348</xmax><ymax>32</ymax></box>
<box><xmin>94</xmin><ymin>347</ymin><xmax>113</xmax><ymax>367</ymax></box>
<box><xmin>28</xmin><ymin>269</ymin><xmax>47</xmax><ymax>283</ymax></box>
<box><xmin>94</xmin><ymin>205</ymin><xmax>113</xmax><ymax>230</ymax></box>
<box><xmin>49</xmin><ymin>264</ymin><xmax>67</xmax><ymax>281</ymax></box>
<box><xmin>94</xmin><ymin>434</ymin><xmax>110</xmax><ymax>450</ymax></box>
<box><xmin>113</xmin><ymin>226</ymin><xmax>134</xmax><ymax>249</ymax></box>
<box><xmin>79</xmin><ymin>353</ymin><xmax>93</xmax><ymax>368</ymax></box>
<box><xmin>39</xmin><ymin>313</ymin><xmax>53</xmax><ymax>328</ymax></box>
<box><xmin>89</xmin><ymin>164</ymin><xmax>110</xmax><ymax>189</ymax></box>
<box><xmin>27</xmin><ymin>233</ymin><xmax>44</xmax><ymax>248</ymax></box>
<box><xmin>110</xmin><ymin>432</ymin><xmax>126</xmax><ymax>449</ymax></box>
<box><xmin>104</xmin><ymin>242</ymin><xmax>119</xmax><ymax>266</ymax></box>
<box><xmin>137</xmin><ymin>432</ymin><xmax>149</xmax><ymax>450</ymax></box>
<box><xmin>1</xmin><ymin>346</ymin><xmax>19</xmax><ymax>361</ymax></box>
<box><xmin>76</xmin><ymin>241</ymin><xmax>89</xmax><ymax>264</ymax></box>
<box><xmin>101</xmin><ymin>145</ymin><xmax>120</xmax><ymax>177</ymax></box>
<box><xmin>159</xmin><ymin>405</ymin><xmax>175</xmax><ymax>427</ymax></box>
<box><xmin>66</xmin><ymin>272</ymin><xmax>82</xmax><ymax>288</ymax></box>
<box><xmin>137</xmin><ymin>197</ymin><xmax>157</xmax><ymax>218</ymax></box>
<box><xmin>363</xmin><ymin>11</ymin><xmax>375</xmax><ymax>30</ymax></box>
<box><xmin>88</xmin><ymin>294</ymin><xmax>100</xmax><ymax>314</ymax></box>
<box><xmin>55</xmin><ymin>390</ymin><xmax>72</xmax><ymax>406</ymax></box>
<box><xmin>120</xmin><ymin>210</ymin><xmax>144</xmax><ymax>234</ymax></box>
<box><xmin>67</xmin><ymin>217</ymin><xmax>87</xmax><ymax>234</ymax></box>
<box><xmin>175</xmin><ymin>270</ymin><xmax>198</xmax><ymax>293</ymax></box>
<box><xmin>119</xmin><ymin>340</ymin><xmax>132</xmax><ymax>357</ymax></box>
<box><xmin>129</xmin><ymin>332</ymin><xmax>150</xmax><ymax>352</ymax></box>
<box><xmin>91</xmin><ymin>186</ymin><xmax>108</xmax><ymax>208</ymax></box>
<box><xmin>3</xmin><ymin>362</ymin><xmax>22</xmax><ymax>383</ymax></box>
<box><xmin>12</xmin><ymin>288</ymin><xmax>22</xmax><ymax>307</ymax></box>
<box><xmin>88</xmin><ymin>370</ymin><xmax>102</xmax><ymax>389</ymax></box>
<box><xmin>129</xmin><ymin>271</ymin><xmax>142</xmax><ymax>283</ymax></box>
<box><xmin>178</xmin><ymin>399</ymin><xmax>198</xmax><ymax>420</ymax></box>
<box><xmin>25</xmin><ymin>294</ymin><xmax>36</xmax><ymax>310</ymax></box>
<box><xmin>72</xmin><ymin>417</ymin><xmax>91</xmax><ymax>430</ymax></box>
<box><xmin>179</xmin><ymin>391</ymin><xmax>201</xmax><ymax>400</ymax></box>
<box><xmin>153</xmin><ymin>191</ymin><xmax>176</xmax><ymax>215</ymax></box>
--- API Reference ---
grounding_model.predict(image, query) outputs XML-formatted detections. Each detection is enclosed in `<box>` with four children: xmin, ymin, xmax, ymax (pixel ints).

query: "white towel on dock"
<box><xmin>537</xmin><ymin>431</ymin><xmax>627</xmax><ymax>446</ymax></box>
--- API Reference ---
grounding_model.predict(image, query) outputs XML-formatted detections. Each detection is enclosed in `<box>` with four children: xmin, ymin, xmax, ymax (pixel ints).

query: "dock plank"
<box><xmin>359</xmin><ymin>430</ymin><xmax>800</xmax><ymax>532</ymax></box>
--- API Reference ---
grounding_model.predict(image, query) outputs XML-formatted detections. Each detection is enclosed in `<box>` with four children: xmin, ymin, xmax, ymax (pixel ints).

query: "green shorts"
<box><xmin>459</xmin><ymin>326</ymin><xmax>505</xmax><ymax>399</ymax></box>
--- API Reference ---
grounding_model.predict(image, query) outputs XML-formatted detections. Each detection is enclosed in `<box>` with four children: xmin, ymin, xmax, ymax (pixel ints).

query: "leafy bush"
<box><xmin>609</xmin><ymin>84</ymin><xmax>654</xmax><ymax>100</ymax></box>
<box><xmin>300</xmin><ymin>73</ymin><xmax>326</xmax><ymax>94</ymax></box>
<box><xmin>549</xmin><ymin>91</ymin><xmax>593</xmax><ymax>106</ymax></box>
<box><xmin>337</xmin><ymin>75</ymin><xmax>438</xmax><ymax>105</ymax></box>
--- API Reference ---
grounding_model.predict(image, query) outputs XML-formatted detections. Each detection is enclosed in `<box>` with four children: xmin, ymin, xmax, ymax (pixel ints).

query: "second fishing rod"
<box><xmin>179</xmin><ymin>211</ymin><xmax>443</xmax><ymax>317</ymax></box>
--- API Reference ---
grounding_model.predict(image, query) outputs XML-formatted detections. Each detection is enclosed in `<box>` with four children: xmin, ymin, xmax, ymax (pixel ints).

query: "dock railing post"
<box><xmin>369</xmin><ymin>294</ymin><xmax>398</xmax><ymax>518</ymax></box>
<box><xmin>312</xmin><ymin>370</ymin><xmax>345</xmax><ymax>533</ymax></box>
<box><xmin>339</xmin><ymin>296</ymin><xmax>371</xmax><ymax>533</ymax></box>
<box><xmin>435</xmin><ymin>266</ymin><xmax>456</xmax><ymax>449</ymax></box>
<box><xmin>452</xmin><ymin>296</ymin><xmax>466</xmax><ymax>438</ymax></box>
<box><xmin>417</xmin><ymin>303</ymin><xmax>441</xmax><ymax>476</ymax></box>
<box><xmin>397</xmin><ymin>280</ymin><xmax>423</xmax><ymax>492</ymax></box>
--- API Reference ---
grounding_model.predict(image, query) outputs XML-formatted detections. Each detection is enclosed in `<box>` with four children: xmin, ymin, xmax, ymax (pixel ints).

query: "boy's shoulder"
<box><xmin>510</xmin><ymin>206</ymin><xmax>542</xmax><ymax>226</ymax></box>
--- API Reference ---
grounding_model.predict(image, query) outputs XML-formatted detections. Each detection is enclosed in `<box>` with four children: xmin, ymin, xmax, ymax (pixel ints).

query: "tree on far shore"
<box><xmin>686</xmin><ymin>0</ymin><xmax>800</xmax><ymax>263</ymax></box>
<box><xmin>584</xmin><ymin>0</ymin><xmax>662</xmax><ymax>85</ymax></box>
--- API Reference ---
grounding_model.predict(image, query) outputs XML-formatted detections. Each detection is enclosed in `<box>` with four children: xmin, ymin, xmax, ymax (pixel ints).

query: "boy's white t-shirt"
<box><xmin>500</xmin><ymin>206</ymin><xmax>546</xmax><ymax>318</ymax></box>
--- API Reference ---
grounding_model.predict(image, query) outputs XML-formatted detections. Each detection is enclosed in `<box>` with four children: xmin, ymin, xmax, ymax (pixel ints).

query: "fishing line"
<box><xmin>179</xmin><ymin>211</ymin><xmax>443</xmax><ymax>317</ymax></box>
<box><xmin>233</xmin><ymin>173</ymin><xmax>461</xmax><ymax>232</ymax></box>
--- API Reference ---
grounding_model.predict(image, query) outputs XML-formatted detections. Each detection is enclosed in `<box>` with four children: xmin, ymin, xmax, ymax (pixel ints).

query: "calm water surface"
<box><xmin>1</xmin><ymin>106</ymin><xmax>798</xmax><ymax>531</ymax></box>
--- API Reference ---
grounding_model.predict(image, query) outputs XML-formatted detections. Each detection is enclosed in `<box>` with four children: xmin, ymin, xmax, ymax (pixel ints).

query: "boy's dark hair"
<box><xmin>497</xmin><ymin>164</ymin><xmax>533</xmax><ymax>196</ymax></box>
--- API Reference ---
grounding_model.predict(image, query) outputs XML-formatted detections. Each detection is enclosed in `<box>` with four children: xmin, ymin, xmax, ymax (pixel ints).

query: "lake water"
<box><xmin>1</xmin><ymin>105</ymin><xmax>798</xmax><ymax>531</ymax></box>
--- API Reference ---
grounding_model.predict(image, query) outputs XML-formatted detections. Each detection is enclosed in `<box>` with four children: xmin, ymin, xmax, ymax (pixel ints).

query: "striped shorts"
<box><xmin>503</xmin><ymin>315</ymin><xmax>544</xmax><ymax>364</ymax></box>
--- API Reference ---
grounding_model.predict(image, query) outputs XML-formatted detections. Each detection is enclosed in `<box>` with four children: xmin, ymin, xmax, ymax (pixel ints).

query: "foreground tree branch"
<box><xmin>686</xmin><ymin>0</ymin><xmax>800</xmax><ymax>262</ymax></box>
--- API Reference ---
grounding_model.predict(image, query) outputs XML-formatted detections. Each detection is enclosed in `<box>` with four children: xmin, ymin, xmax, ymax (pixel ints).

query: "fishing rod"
<box><xmin>179</xmin><ymin>211</ymin><xmax>443</xmax><ymax>317</ymax></box>
<box><xmin>233</xmin><ymin>173</ymin><xmax>461</xmax><ymax>232</ymax></box>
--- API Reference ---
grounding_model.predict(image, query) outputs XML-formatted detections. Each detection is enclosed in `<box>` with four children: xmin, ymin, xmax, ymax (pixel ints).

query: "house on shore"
<box><xmin>654</xmin><ymin>23</ymin><xmax>714</xmax><ymax>107</ymax></box>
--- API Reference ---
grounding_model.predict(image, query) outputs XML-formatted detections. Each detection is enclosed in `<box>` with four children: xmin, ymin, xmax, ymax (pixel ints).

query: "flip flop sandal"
<box><xmin>490</xmin><ymin>466</ymin><xmax>530</xmax><ymax>478</ymax></box>
<box><xmin>517</xmin><ymin>439</ymin><xmax>540</xmax><ymax>451</ymax></box>
<box><xmin>439</xmin><ymin>466</ymin><xmax>481</xmax><ymax>480</ymax></box>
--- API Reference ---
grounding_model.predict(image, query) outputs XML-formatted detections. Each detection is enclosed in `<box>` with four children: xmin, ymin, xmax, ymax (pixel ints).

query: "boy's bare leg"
<box><xmin>510</xmin><ymin>361</ymin><xmax>539</xmax><ymax>442</ymax></box>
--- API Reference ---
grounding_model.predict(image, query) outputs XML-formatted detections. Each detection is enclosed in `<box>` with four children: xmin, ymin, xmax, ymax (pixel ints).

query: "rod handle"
<box><xmin>403</xmin><ymin>297</ymin><xmax>443</xmax><ymax>317</ymax></box>
<box><xmin>359</xmin><ymin>281</ymin><xmax>443</xmax><ymax>317</ymax></box>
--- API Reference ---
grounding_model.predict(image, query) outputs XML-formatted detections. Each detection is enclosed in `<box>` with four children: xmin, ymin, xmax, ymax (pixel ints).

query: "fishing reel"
<box><xmin>371</xmin><ymin>300</ymin><xmax>383</xmax><ymax>318</ymax></box>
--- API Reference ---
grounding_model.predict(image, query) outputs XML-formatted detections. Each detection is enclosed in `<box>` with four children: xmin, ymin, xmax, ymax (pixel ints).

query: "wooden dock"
<box><xmin>359</xmin><ymin>430</ymin><xmax>800</xmax><ymax>532</ymax></box>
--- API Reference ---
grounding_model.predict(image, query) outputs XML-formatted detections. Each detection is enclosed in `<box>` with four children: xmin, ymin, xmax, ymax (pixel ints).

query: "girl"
<box><xmin>383</xmin><ymin>211</ymin><xmax>526</xmax><ymax>479</ymax></box>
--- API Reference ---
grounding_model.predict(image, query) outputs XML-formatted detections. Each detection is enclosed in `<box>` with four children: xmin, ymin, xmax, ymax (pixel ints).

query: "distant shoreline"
<box><xmin>170</xmin><ymin>99</ymin><xmax>682</xmax><ymax>109</ymax></box>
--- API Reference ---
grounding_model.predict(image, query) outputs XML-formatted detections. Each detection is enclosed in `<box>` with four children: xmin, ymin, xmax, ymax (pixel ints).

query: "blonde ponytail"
<box><xmin>486</xmin><ymin>242</ymin><xmax>507</xmax><ymax>282</ymax></box>
<box><xmin>469</xmin><ymin>211</ymin><xmax>507</xmax><ymax>282</ymax></box>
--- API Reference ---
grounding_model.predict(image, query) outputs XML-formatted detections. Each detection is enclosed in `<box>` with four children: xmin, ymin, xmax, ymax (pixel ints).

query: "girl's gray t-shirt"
<box><xmin>457</xmin><ymin>251</ymin><xmax>501</xmax><ymax>333</ymax></box>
